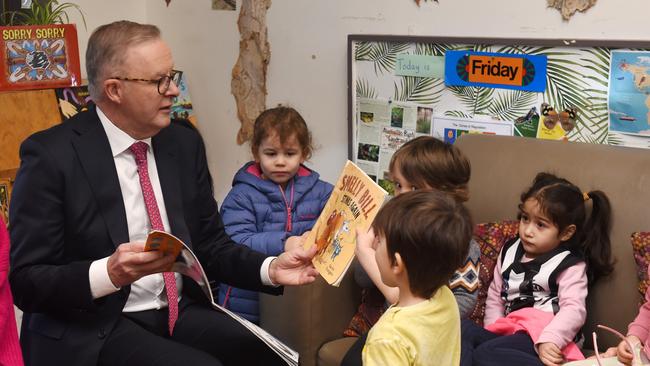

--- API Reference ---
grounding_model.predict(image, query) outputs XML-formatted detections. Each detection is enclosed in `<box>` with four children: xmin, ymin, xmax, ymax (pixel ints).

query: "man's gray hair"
<box><xmin>86</xmin><ymin>21</ymin><xmax>161</xmax><ymax>101</ymax></box>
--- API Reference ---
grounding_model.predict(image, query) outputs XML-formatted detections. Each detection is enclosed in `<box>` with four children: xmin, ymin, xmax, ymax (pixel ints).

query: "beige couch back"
<box><xmin>456</xmin><ymin>134</ymin><xmax>650</xmax><ymax>349</ymax></box>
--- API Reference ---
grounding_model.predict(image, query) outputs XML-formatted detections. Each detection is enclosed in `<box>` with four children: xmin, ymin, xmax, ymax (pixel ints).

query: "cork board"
<box><xmin>0</xmin><ymin>89</ymin><xmax>62</xmax><ymax>171</ymax></box>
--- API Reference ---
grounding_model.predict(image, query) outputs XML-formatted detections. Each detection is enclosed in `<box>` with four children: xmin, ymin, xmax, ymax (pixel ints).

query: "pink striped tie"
<box><xmin>129</xmin><ymin>141</ymin><xmax>178</xmax><ymax>335</ymax></box>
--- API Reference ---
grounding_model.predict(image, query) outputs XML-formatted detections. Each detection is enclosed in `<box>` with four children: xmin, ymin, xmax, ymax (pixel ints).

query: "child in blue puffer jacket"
<box><xmin>218</xmin><ymin>106</ymin><xmax>333</xmax><ymax>323</ymax></box>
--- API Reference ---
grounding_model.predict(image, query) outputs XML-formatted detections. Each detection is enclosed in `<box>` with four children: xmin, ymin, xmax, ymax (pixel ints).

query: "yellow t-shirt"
<box><xmin>362</xmin><ymin>286</ymin><xmax>460</xmax><ymax>366</ymax></box>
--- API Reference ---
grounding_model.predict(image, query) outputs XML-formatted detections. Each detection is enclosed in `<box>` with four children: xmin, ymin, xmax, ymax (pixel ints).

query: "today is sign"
<box><xmin>394</xmin><ymin>54</ymin><xmax>444</xmax><ymax>78</ymax></box>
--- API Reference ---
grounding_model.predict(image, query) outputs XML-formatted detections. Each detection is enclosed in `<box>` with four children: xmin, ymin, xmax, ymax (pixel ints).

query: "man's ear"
<box><xmin>104</xmin><ymin>79</ymin><xmax>122</xmax><ymax>103</ymax></box>
<box><xmin>559</xmin><ymin>224</ymin><xmax>576</xmax><ymax>242</ymax></box>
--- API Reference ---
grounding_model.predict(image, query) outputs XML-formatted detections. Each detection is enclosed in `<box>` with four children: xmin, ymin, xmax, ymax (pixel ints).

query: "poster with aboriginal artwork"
<box><xmin>0</xmin><ymin>24</ymin><xmax>81</xmax><ymax>91</ymax></box>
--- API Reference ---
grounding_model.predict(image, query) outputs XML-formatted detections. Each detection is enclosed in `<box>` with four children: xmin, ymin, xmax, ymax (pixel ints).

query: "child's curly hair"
<box><xmin>251</xmin><ymin>106</ymin><xmax>313</xmax><ymax>160</ymax></box>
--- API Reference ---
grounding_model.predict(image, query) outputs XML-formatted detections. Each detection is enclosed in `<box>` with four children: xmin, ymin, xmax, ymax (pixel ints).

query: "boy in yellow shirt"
<box><xmin>356</xmin><ymin>190</ymin><xmax>472</xmax><ymax>365</ymax></box>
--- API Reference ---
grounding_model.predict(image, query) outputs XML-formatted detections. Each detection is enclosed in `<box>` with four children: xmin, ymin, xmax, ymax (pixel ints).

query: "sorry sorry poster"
<box><xmin>0</xmin><ymin>24</ymin><xmax>81</xmax><ymax>91</ymax></box>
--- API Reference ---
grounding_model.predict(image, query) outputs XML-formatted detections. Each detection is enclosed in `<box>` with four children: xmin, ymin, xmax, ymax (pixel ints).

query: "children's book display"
<box><xmin>171</xmin><ymin>70</ymin><xmax>197</xmax><ymax>125</ymax></box>
<box><xmin>144</xmin><ymin>230</ymin><xmax>299</xmax><ymax>366</ymax></box>
<box><xmin>302</xmin><ymin>160</ymin><xmax>388</xmax><ymax>286</ymax></box>
<box><xmin>0</xmin><ymin>24</ymin><xmax>81</xmax><ymax>91</ymax></box>
<box><xmin>54</xmin><ymin>85</ymin><xmax>90</xmax><ymax>120</ymax></box>
<box><xmin>0</xmin><ymin>179</ymin><xmax>9</xmax><ymax>226</ymax></box>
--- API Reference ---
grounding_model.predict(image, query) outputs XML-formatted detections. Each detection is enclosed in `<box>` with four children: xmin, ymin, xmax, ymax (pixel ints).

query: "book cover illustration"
<box><xmin>144</xmin><ymin>230</ymin><xmax>299</xmax><ymax>366</ymax></box>
<box><xmin>0</xmin><ymin>24</ymin><xmax>81</xmax><ymax>91</ymax></box>
<box><xmin>303</xmin><ymin>161</ymin><xmax>387</xmax><ymax>286</ymax></box>
<box><xmin>0</xmin><ymin>179</ymin><xmax>9</xmax><ymax>227</ymax></box>
<box><xmin>55</xmin><ymin>85</ymin><xmax>90</xmax><ymax>120</ymax></box>
<box><xmin>171</xmin><ymin>71</ymin><xmax>197</xmax><ymax>126</ymax></box>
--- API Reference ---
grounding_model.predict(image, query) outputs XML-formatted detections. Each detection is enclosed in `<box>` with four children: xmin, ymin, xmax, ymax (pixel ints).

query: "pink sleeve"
<box><xmin>0</xmin><ymin>217</ymin><xmax>24</xmax><ymax>366</ymax></box>
<box><xmin>628</xmin><ymin>264</ymin><xmax>650</xmax><ymax>342</ymax></box>
<box><xmin>484</xmin><ymin>255</ymin><xmax>506</xmax><ymax>326</ymax></box>
<box><xmin>0</xmin><ymin>217</ymin><xmax>9</xmax><ymax>292</ymax></box>
<box><xmin>536</xmin><ymin>262</ymin><xmax>588</xmax><ymax>349</ymax></box>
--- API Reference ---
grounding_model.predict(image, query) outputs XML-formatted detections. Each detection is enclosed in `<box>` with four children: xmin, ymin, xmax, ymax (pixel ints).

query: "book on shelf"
<box><xmin>302</xmin><ymin>160</ymin><xmax>388</xmax><ymax>286</ymax></box>
<box><xmin>54</xmin><ymin>85</ymin><xmax>91</xmax><ymax>120</ymax></box>
<box><xmin>171</xmin><ymin>70</ymin><xmax>197</xmax><ymax>126</ymax></box>
<box><xmin>144</xmin><ymin>230</ymin><xmax>299</xmax><ymax>366</ymax></box>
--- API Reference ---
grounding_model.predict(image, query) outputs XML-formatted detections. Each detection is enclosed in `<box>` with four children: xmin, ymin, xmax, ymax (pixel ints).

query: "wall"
<box><xmin>68</xmin><ymin>0</ymin><xmax>146</xmax><ymax>74</ymax></box>
<box><xmin>70</xmin><ymin>0</ymin><xmax>650</xmax><ymax>200</ymax></box>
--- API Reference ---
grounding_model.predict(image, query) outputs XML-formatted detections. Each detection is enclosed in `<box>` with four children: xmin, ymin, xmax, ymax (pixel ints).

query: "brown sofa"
<box><xmin>260</xmin><ymin>134</ymin><xmax>650</xmax><ymax>366</ymax></box>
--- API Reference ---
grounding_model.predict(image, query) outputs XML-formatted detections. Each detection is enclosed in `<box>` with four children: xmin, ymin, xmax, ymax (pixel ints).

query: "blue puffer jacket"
<box><xmin>217</xmin><ymin>161</ymin><xmax>333</xmax><ymax>323</ymax></box>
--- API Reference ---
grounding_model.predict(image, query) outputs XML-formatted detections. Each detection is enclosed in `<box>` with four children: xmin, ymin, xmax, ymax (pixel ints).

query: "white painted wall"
<box><xmin>69</xmin><ymin>0</ymin><xmax>650</xmax><ymax>200</ymax></box>
<box><xmin>67</xmin><ymin>0</ymin><xmax>146</xmax><ymax>78</ymax></box>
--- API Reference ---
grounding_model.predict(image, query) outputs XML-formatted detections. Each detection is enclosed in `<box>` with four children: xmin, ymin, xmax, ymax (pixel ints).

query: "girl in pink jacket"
<box><xmin>614</xmin><ymin>264</ymin><xmax>650</xmax><ymax>365</ymax></box>
<box><xmin>0</xmin><ymin>216</ymin><xmax>24</xmax><ymax>365</ymax></box>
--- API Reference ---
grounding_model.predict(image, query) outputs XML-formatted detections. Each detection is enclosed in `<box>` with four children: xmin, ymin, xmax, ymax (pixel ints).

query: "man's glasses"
<box><xmin>541</xmin><ymin>103</ymin><xmax>577</xmax><ymax>132</ymax></box>
<box><xmin>110</xmin><ymin>69</ymin><xmax>182</xmax><ymax>95</ymax></box>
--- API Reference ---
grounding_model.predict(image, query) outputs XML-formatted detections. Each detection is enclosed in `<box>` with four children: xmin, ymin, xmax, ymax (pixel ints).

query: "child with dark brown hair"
<box><xmin>358</xmin><ymin>190</ymin><xmax>473</xmax><ymax>365</ymax></box>
<box><xmin>342</xmin><ymin>136</ymin><xmax>481</xmax><ymax>365</ymax></box>
<box><xmin>461</xmin><ymin>172</ymin><xmax>614</xmax><ymax>366</ymax></box>
<box><xmin>217</xmin><ymin>106</ymin><xmax>332</xmax><ymax>323</ymax></box>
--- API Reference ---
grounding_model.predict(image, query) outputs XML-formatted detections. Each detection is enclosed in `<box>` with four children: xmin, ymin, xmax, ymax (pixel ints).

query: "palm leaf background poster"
<box><xmin>349</xmin><ymin>36</ymin><xmax>650</xmax><ymax>173</ymax></box>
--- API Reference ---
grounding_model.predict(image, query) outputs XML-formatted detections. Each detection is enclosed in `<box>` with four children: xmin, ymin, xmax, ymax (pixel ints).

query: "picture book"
<box><xmin>303</xmin><ymin>161</ymin><xmax>388</xmax><ymax>286</ymax></box>
<box><xmin>171</xmin><ymin>71</ymin><xmax>197</xmax><ymax>126</ymax></box>
<box><xmin>0</xmin><ymin>24</ymin><xmax>82</xmax><ymax>91</ymax></box>
<box><xmin>0</xmin><ymin>179</ymin><xmax>9</xmax><ymax>227</ymax></box>
<box><xmin>144</xmin><ymin>230</ymin><xmax>298</xmax><ymax>366</ymax></box>
<box><xmin>55</xmin><ymin>85</ymin><xmax>91</xmax><ymax>120</ymax></box>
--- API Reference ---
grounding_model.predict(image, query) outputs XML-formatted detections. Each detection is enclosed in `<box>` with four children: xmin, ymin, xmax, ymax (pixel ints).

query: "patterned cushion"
<box><xmin>631</xmin><ymin>232</ymin><xmax>650</xmax><ymax>303</ymax></box>
<box><xmin>343</xmin><ymin>286</ymin><xmax>385</xmax><ymax>337</ymax></box>
<box><xmin>468</xmin><ymin>220</ymin><xmax>519</xmax><ymax>325</ymax></box>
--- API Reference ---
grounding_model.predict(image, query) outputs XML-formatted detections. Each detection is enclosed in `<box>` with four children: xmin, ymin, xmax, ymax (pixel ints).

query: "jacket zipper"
<box><xmin>279</xmin><ymin>180</ymin><xmax>295</xmax><ymax>232</ymax></box>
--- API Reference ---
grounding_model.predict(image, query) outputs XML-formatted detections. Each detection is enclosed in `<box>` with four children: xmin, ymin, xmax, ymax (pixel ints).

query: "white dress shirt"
<box><xmin>88</xmin><ymin>107</ymin><xmax>276</xmax><ymax>312</ymax></box>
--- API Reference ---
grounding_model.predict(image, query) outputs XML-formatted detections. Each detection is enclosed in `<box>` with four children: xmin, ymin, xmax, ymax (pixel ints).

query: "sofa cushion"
<box><xmin>631</xmin><ymin>232</ymin><xmax>650</xmax><ymax>303</ymax></box>
<box><xmin>469</xmin><ymin>220</ymin><xmax>519</xmax><ymax>325</ymax></box>
<box><xmin>343</xmin><ymin>286</ymin><xmax>385</xmax><ymax>337</ymax></box>
<box><xmin>318</xmin><ymin>337</ymin><xmax>358</xmax><ymax>366</ymax></box>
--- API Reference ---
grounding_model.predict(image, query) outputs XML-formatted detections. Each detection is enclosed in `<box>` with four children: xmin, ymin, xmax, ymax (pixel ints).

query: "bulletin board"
<box><xmin>347</xmin><ymin>35</ymin><xmax>650</xmax><ymax>192</ymax></box>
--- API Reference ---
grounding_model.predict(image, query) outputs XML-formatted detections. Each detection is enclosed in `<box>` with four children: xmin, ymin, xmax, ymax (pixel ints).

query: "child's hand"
<box><xmin>616</xmin><ymin>335</ymin><xmax>641</xmax><ymax>366</ymax></box>
<box><xmin>600</xmin><ymin>346</ymin><xmax>619</xmax><ymax>358</ymax></box>
<box><xmin>284</xmin><ymin>232</ymin><xmax>309</xmax><ymax>251</ymax></box>
<box><xmin>355</xmin><ymin>227</ymin><xmax>376</xmax><ymax>260</ymax></box>
<box><xmin>537</xmin><ymin>342</ymin><xmax>564</xmax><ymax>366</ymax></box>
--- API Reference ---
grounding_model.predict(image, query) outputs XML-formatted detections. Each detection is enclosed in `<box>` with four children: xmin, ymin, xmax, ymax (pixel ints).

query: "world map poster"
<box><xmin>608</xmin><ymin>50</ymin><xmax>650</xmax><ymax>136</ymax></box>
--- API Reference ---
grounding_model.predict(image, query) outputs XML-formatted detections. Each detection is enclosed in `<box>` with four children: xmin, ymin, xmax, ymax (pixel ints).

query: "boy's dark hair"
<box><xmin>251</xmin><ymin>106</ymin><xmax>313</xmax><ymax>159</ymax></box>
<box><xmin>372</xmin><ymin>190</ymin><xmax>473</xmax><ymax>298</ymax></box>
<box><xmin>389</xmin><ymin>136</ymin><xmax>471</xmax><ymax>202</ymax></box>
<box><xmin>519</xmin><ymin>172</ymin><xmax>614</xmax><ymax>283</ymax></box>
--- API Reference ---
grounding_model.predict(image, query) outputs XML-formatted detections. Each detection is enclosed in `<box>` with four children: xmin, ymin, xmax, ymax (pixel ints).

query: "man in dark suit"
<box><xmin>9</xmin><ymin>20</ymin><xmax>318</xmax><ymax>366</ymax></box>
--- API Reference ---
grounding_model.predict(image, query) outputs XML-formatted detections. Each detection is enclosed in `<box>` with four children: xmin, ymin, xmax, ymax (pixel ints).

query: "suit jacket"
<box><xmin>9</xmin><ymin>105</ymin><xmax>277</xmax><ymax>366</ymax></box>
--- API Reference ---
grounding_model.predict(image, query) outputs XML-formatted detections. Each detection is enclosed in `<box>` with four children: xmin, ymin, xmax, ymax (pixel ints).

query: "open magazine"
<box><xmin>145</xmin><ymin>230</ymin><xmax>299</xmax><ymax>366</ymax></box>
<box><xmin>302</xmin><ymin>161</ymin><xmax>388</xmax><ymax>286</ymax></box>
